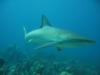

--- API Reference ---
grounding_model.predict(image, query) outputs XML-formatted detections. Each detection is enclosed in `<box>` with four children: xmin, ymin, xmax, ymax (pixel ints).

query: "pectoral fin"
<box><xmin>34</xmin><ymin>41</ymin><xmax>58</xmax><ymax>50</ymax></box>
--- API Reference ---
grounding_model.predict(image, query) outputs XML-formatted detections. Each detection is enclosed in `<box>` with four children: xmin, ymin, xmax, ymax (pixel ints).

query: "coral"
<box><xmin>0</xmin><ymin>46</ymin><xmax>99</xmax><ymax>75</ymax></box>
<box><xmin>60</xmin><ymin>71</ymin><xmax>73</xmax><ymax>75</ymax></box>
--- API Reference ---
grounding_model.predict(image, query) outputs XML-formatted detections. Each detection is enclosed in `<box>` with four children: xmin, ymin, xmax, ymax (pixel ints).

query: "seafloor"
<box><xmin>0</xmin><ymin>44</ymin><xmax>99</xmax><ymax>75</ymax></box>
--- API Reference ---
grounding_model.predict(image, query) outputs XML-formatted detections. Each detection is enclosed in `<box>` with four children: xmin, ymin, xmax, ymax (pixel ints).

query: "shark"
<box><xmin>24</xmin><ymin>15</ymin><xmax>96</xmax><ymax>51</ymax></box>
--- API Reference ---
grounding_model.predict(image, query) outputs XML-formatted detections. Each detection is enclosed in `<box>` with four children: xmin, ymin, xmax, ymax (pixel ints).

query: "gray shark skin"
<box><xmin>24</xmin><ymin>15</ymin><xmax>96</xmax><ymax>51</ymax></box>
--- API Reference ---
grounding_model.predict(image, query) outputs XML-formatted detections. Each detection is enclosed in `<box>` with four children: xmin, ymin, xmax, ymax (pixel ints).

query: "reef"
<box><xmin>0</xmin><ymin>44</ymin><xmax>99</xmax><ymax>75</ymax></box>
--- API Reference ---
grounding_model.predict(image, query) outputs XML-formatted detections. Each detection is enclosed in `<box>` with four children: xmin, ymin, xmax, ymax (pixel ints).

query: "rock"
<box><xmin>0</xmin><ymin>58</ymin><xmax>5</xmax><ymax>68</ymax></box>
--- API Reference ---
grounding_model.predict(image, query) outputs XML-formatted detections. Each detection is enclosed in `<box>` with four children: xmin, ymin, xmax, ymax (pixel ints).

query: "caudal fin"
<box><xmin>23</xmin><ymin>26</ymin><xmax>27</xmax><ymax>37</ymax></box>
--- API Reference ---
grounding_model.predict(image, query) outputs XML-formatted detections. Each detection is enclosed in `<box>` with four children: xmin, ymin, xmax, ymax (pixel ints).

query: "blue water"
<box><xmin>0</xmin><ymin>0</ymin><xmax>100</xmax><ymax>74</ymax></box>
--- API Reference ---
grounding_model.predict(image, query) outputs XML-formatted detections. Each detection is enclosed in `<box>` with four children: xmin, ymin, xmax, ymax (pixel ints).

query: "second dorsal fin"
<box><xmin>40</xmin><ymin>15</ymin><xmax>52</xmax><ymax>28</ymax></box>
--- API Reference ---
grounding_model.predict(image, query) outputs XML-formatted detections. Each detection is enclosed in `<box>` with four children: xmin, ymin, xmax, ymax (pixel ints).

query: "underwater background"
<box><xmin>0</xmin><ymin>0</ymin><xmax>100</xmax><ymax>75</ymax></box>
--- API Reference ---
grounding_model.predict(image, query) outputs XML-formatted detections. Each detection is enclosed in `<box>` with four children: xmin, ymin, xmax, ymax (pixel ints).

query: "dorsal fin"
<box><xmin>40</xmin><ymin>15</ymin><xmax>52</xmax><ymax>28</ymax></box>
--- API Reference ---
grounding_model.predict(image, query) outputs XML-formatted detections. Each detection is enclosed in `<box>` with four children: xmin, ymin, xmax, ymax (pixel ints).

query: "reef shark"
<box><xmin>24</xmin><ymin>15</ymin><xmax>95</xmax><ymax>51</ymax></box>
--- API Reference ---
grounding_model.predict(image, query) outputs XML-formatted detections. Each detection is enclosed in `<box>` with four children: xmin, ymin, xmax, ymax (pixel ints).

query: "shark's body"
<box><xmin>24</xmin><ymin>15</ymin><xmax>95</xmax><ymax>51</ymax></box>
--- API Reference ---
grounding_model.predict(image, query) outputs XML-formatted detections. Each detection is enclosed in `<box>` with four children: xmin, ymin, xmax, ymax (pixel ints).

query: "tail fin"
<box><xmin>23</xmin><ymin>26</ymin><xmax>27</xmax><ymax>37</ymax></box>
